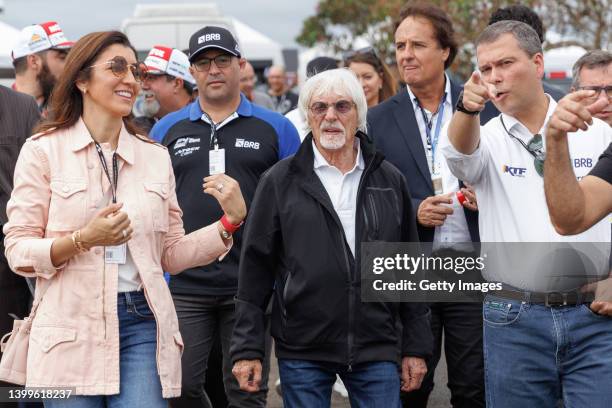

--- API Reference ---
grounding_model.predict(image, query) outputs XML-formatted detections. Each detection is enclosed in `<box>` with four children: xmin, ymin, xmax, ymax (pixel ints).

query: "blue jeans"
<box><xmin>278</xmin><ymin>359</ymin><xmax>400</xmax><ymax>408</ymax></box>
<box><xmin>483</xmin><ymin>295</ymin><xmax>612</xmax><ymax>408</ymax></box>
<box><xmin>45</xmin><ymin>291</ymin><xmax>166</xmax><ymax>408</ymax></box>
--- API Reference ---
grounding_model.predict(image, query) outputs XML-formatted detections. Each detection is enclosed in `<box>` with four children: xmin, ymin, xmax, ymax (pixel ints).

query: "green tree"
<box><xmin>297</xmin><ymin>0</ymin><xmax>607</xmax><ymax>80</ymax></box>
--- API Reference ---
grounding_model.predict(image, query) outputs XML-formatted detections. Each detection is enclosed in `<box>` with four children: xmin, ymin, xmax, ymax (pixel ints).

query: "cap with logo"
<box><xmin>12</xmin><ymin>21</ymin><xmax>74</xmax><ymax>60</ymax></box>
<box><xmin>188</xmin><ymin>26</ymin><xmax>241</xmax><ymax>62</ymax></box>
<box><xmin>144</xmin><ymin>46</ymin><xmax>196</xmax><ymax>85</ymax></box>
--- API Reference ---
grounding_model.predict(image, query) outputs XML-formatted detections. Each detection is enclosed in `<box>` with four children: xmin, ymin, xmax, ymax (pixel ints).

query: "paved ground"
<box><xmin>265</xmin><ymin>347</ymin><xmax>450</xmax><ymax>407</ymax></box>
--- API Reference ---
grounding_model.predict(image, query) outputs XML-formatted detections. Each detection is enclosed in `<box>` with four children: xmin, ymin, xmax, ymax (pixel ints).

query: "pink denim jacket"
<box><xmin>3</xmin><ymin>118</ymin><xmax>231</xmax><ymax>398</ymax></box>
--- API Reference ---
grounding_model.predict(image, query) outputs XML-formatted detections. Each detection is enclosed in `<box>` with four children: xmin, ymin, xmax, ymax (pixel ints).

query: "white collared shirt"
<box><xmin>441</xmin><ymin>95</ymin><xmax>611</xmax><ymax>243</ymax></box>
<box><xmin>312</xmin><ymin>140</ymin><xmax>365</xmax><ymax>256</ymax></box>
<box><xmin>407</xmin><ymin>76</ymin><xmax>472</xmax><ymax>248</ymax></box>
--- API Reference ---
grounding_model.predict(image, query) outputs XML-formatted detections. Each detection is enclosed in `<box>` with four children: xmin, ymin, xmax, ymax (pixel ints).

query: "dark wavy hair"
<box><xmin>35</xmin><ymin>31</ymin><xmax>143</xmax><ymax>136</ymax></box>
<box><xmin>395</xmin><ymin>3</ymin><xmax>458</xmax><ymax>69</ymax></box>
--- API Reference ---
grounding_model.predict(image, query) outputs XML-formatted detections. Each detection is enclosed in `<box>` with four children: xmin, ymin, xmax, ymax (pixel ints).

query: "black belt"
<box><xmin>495</xmin><ymin>289</ymin><xmax>594</xmax><ymax>307</ymax></box>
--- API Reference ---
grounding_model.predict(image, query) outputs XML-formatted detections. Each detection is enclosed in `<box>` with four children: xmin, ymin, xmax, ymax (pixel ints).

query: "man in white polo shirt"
<box><xmin>441</xmin><ymin>20</ymin><xmax>612</xmax><ymax>408</ymax></box>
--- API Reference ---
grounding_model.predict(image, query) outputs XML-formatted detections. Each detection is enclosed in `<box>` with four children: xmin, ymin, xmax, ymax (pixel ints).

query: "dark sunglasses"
<box><xmin>501</xmin><ymin>116</ymin><xmax>545</xmax><ymax>177</ymax></box>
<box><xmin>89</xmin><ymin>56</ymin><xmax>148</xmax><ymax>83</ymax></box>
<box><xmin>309</xmin><ymin>100</ymin><xmax>355</xmax><ymax>117</ymax></box>
<box><xmin>526</xmin><ymin>134</ymin><xmax>545</xmax><ymax>177</ymax></box>
<box><xmin>192</xmin><ymin>54</ymin><xmax>233</xmax><ymax>72</ymax></box>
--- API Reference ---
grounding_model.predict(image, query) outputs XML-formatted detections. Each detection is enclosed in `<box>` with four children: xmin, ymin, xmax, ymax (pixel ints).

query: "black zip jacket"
<box><xmin>230</xmin><ymin>132</ymin><xmax>433</xmax><ymax>367</ymax></box>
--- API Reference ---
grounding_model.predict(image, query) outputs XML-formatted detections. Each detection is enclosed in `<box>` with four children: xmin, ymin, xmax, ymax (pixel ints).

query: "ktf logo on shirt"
<box><xmin>235</xmin><ymin>139</ymin><xmax>260</xmax><ymax>149</ymax></box>
<box><xmin>502</xmin><ymin>164</ymin><xmax>527</xmax><ymax>177</ymax></box>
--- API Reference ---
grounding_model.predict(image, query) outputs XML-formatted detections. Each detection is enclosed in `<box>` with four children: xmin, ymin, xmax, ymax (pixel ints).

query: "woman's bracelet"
<box><xmin>71</xmin><ymin>230</ymin><xmax>89</xmax><ymax>253</ymax></box>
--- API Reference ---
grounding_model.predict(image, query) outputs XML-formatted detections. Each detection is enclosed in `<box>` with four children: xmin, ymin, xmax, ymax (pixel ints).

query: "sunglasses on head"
<box><xmin>343</xmin><ymin>46</ymin><xmax>378</xmax><ymax>62</ymax></box>
<box><xmin>89</xmin><ymin>56</ymin><xmax>148</xmax><ymax>83</ymax></box>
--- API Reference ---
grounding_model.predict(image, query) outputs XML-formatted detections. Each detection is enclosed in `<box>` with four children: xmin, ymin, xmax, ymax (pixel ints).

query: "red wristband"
<box><xmin>456</xmin><ymin>191</ymin><xmax>467</xmax><ymax>205</ymax></box>
<box><xmin>220</xmin><ymin>214</ymin><xmax>243</xmax><ymax>234</ymax></box>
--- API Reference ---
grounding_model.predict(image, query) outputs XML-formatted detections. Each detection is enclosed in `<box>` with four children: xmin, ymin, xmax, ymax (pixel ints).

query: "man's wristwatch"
<box><xmin>219</xmin><ymin>214</ymin><xmax>244</xmax><ymax>239</ymax></box>
<box><xmin>456</xmin><ymin>90</ymin><xmax>481</xmax><ymax>116</ymax></box>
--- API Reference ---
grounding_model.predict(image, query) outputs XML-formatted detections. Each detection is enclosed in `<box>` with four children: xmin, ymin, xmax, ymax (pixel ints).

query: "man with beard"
<box><xmin>11</xmin><ymin>21</ymin><xmax>73</xmax><ymax>116</ymax></box>
<box><xmin>150</xmin><ymin>26</ymin><xmax>300</xmax><ymax>408</ymax></box>
<box><xmin>141</xmin><ymin>46</ymin><xmax>196</xmax><ymax>124</ymax></box>
<box><xmin>231</xmin><ymin>68</ymin><xmax>432</xmax><ymax>407</ymax></box>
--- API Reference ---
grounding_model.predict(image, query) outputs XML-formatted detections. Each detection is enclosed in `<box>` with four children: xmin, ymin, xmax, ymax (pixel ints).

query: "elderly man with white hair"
<box><xmin>230</xmin><ymin>68</ymin><xmax>432</xmax><ymax>407</ymax></box>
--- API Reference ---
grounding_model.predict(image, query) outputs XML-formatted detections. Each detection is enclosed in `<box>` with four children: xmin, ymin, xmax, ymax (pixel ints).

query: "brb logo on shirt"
<box><xmin>573</xmin><ymin>158</ymin><xmax>593</xmax><ymax>168</ymax></box>
<box><xmin>502</xmin><ymin>165</ymin><xmax>527</xmax><ymax>177</ymax></box>
<box><xmin>235</xmin><ymin>139</ymin><xmax>260</xmax><ymax>149</ymax></box>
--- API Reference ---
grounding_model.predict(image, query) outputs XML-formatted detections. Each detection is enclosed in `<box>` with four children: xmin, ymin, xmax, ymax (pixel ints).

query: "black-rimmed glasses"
<box><xmin>192</xmin><ymin>54</ymin><xmax>233</xmax><ymax>72</ymax></box>
<box><xmin>577</xmin><ymin>85</ymin><xmax>612</xmax><ymax>103</ymax></box>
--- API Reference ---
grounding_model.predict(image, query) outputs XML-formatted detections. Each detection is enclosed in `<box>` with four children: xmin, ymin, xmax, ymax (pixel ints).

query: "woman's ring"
<box><xmin>122</xmin><ymin>229</ymin><xmax>128</xmax><ymax>238</ymax></box>
<box><xmin>217</xmin><ymin>183</ymin><xmax>224</xmax><ymax>192</ymax></box>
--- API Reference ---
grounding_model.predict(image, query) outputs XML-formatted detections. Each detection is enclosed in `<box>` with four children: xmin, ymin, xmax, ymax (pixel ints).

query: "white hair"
<box><xmin>298</xmin><ymin>68</ymin><xmax>368</xmax><ymax>134</ymax></box>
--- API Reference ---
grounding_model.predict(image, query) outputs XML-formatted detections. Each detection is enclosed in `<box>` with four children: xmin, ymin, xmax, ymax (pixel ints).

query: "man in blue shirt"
<box><xmin>151</xmin><ymin>26</ymin><xmax>300</xmax><ymax>408</ymax></box>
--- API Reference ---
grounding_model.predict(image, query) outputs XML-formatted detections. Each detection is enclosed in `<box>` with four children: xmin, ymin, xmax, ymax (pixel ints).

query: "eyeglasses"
<box><xmin>501</xmin><ymin>116</ymin><xmax>545</xmax><ymax>177</ymax></box>
<box><xmin>192</xmin><ymin>54</ymin><xmax>233</xmax><ymax>72</ymax></box>
<box><xmin>89</xmin><ymin>56</ymin><xmax>148</xmax><ymax>83</ymax></box>
<box><xmin>577</xmin><ymin>85</ymin><xmax>612</xmax><ymax>103</ymax></box>
<box><xmin>309</xmin><ymin>100</ymin><xmax>355</xmax><ymax>117</ymax></box>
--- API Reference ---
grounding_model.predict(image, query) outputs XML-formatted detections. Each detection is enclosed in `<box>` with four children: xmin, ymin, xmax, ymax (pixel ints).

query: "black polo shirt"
<box><xmin>150</xmin><ymin>94</ymin><xmax>300</xmax><ymax>295</ymax></box>
<box><xmin>590</xmin><ymin>142</ymin><xmax>612</xmax><ymax>184</ymax></box>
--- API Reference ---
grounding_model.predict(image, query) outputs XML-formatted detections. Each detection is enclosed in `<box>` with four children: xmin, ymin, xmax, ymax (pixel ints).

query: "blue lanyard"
<box><xmin>416</xmin><ymin>92</ymin><xmax>447</xmax><ymax>172</ymax></box>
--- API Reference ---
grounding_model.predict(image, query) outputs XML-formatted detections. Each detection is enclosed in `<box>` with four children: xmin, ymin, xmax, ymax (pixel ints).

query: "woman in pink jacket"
<box><xmin>2</xmin><ymin>31</ymin><xmax>246</xmax><ymax>407</ymax></box>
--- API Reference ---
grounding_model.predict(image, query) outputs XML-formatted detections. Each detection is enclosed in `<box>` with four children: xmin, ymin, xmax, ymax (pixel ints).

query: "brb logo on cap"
<box><xmin>198</xmin><ymin>33</ymin><xmax>221</xmax><ymax>44</ymax></box>
<box><xmin>502</xmin><ymin>165</ymin><xmax>527</xmax><ymax>177</ymax></box>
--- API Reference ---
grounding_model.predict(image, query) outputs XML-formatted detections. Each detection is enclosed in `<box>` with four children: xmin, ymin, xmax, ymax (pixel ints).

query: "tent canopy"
<box><xmin>0</xmin><ymin>21</ymin><xmax>20</xmax><ymax>67</ymax></box>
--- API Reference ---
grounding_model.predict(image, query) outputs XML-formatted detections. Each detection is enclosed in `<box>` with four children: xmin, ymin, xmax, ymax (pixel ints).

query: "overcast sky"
<box><xmin>0</xmin><ymin>0</ymin><xmax>319</xmax><ymax>48</ymax></box>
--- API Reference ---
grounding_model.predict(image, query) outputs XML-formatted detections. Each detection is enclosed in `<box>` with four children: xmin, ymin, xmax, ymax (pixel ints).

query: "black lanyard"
<box><xmin>94</xmin><ymin>141</ymin><xmax>118</xmax><ymax>203</ymax></box>
<box><xmin>500</xmin><ymin>116</ymin><xmax>542</xmax><ymax>159</ymax></box>
<box><xmin>201</xmin><ymin>111</ymin><xmax>218</xmax><ymax>149</ymax></box>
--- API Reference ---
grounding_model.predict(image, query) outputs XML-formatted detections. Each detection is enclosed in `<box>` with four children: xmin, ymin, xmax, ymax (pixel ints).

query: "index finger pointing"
<box><xmin>568</xmin><ymin>89</ymin><xmax>597</xmax><ymax>102</ymax></box>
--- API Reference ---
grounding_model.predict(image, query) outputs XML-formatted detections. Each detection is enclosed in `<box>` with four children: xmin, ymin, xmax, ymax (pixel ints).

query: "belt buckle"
<box><xmin>545</xmin><ymin>292</ymin><xmax>567</xmax><ymax>307</ymax></box>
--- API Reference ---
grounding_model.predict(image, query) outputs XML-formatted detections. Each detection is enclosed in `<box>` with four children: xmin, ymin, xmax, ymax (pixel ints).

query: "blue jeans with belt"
<box><xmin>483</xmin><ymin>294</ymin><xmax>612</xmax><ymax>408</ymax></box>
<box><xmin>44</xmin><ymin>291</ymin><xmax>165</xmax><ymax>408</ymax></box>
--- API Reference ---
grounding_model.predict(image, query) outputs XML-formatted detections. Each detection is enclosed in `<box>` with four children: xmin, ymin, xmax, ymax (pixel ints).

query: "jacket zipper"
<box><xmin>282</xmin><ymin>273</ymin><xmax>292</xmax><ymax>321</ymax></box>
<box><xmin>345</xmin><ymin>156</ymin><xmax>376</xmax><ymax>372</ymax></box>
<box><xmin>338</xmin><ymin>228</ymin><xmax>354</xmax><ymax>372</ymax></box>
<box><xmin>368</xmin><ymin>193</ymin><xmax>379</xmax><ymax>234</ymax></box>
